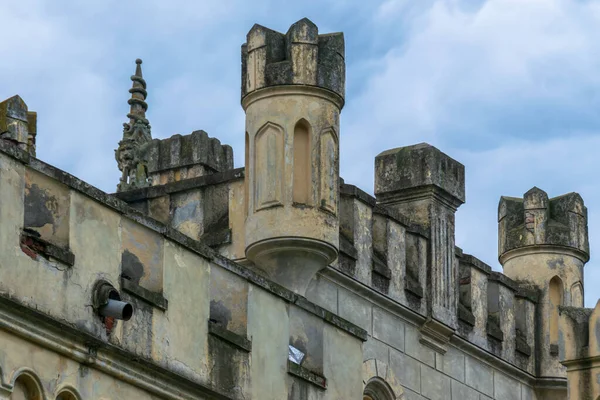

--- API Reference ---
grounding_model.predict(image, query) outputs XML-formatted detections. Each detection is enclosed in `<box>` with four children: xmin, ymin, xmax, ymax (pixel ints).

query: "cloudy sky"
<box><xmin>2</xmin><ymin>0</ymin><xmax>600</xmax><ymax>306</ymax></box>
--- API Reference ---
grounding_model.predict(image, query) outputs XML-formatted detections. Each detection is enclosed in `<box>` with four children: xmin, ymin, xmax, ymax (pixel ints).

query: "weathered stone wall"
<box><xmin>0</xmin><ymin>143</ymin><xmax>366</xmax><ymax>400</ymax></box>
<box><xmin>307</xmin><ymin>271</ymin><xmax>540</xmax><ymax>400</ymax></box>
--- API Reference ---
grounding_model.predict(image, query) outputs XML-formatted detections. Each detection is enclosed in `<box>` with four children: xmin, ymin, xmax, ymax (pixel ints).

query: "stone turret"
<box><xmin>498</xmin><ymin>187</ymin><xmax>589</xmax><ymax>381</ymax></box>
<box><xmin>241</xmin><ymin>18</ymin><xmax>344</xmax><ymax>295</ymax></box>
<box><xmin>0</xmin><ymin>95</ymin><xmax>37</xmax><ymax>156</ymax></box>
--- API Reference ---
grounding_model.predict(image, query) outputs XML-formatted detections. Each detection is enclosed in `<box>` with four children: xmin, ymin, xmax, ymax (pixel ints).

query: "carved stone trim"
<box><xmin>499</xmin><ymin>244</ymin><xmax>590</xmax><ymax>264</ymax></box>
<box><xmin>242</xmin><ymin>85</ymin><xmax>344</xmax><ymax>111</ymax></box>
<box><xmin>419</xmin><ymin>318</ymin><xmax>455</xmax><ymax>354</ymax></box>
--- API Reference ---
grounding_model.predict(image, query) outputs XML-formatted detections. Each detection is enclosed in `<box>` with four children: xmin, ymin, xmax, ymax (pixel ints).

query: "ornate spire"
<box><xmin>115</xmin><ymin>59</ymin><xmax>153</xmax><ymax>192</ymax></box>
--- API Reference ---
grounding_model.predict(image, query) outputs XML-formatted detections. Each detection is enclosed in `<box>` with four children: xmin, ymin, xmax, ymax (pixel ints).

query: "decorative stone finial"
<box><xmin>115</xmin><ymin>59</ymin><xmax>153</xmax><ymax>192</ymax></box>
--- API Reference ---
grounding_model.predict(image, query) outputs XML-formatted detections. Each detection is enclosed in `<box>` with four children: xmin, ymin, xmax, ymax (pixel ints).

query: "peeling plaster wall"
<box><xmin>0</xmin><ymin>149</ymin><xmax>365</xmax><ymax>400</ymax></box>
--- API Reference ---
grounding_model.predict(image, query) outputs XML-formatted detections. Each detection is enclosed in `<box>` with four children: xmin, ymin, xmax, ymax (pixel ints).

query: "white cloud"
<box><xmin>341</xmin><ymin>0</ymin><xmax>600</xmax><ymax>305</ymax></box>
<box><xmin>2</xmin><ymin>0</ymin><xmax>600</xmax><ymax>306</ymax></box>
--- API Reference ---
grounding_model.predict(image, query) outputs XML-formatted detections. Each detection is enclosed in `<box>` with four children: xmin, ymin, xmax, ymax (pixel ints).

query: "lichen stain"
<box><xmin>547</xmin><ymin>258</ymin><xmax>566</xmax><ymax>270</ymax></box>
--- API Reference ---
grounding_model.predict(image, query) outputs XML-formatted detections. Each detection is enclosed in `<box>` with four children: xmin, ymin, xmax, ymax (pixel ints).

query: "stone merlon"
<box><xmin>498</xmin><ymin>187</ymin><xmax>589</xmax><ymax>260</ymax></box>
<box><xmin>241</xmin><ymin>18</ymin><xmax>345</xmax><ymax>103</ymax></box>
<box><xmin>374</xmin><ymin>143</ymin><xmax>466</xmax><ymax>210</ymax></box>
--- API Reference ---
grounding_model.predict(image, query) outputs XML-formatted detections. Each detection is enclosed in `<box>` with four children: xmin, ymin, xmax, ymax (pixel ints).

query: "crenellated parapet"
<box><xmin>332</xmin><ymin>175</ymin><xmax>544</xmax><ymax>375</ymax></box>
<box><xmin>145</xmin><ymin>131</ymin><xmax>233</xmax><ymax>186</ymax></box>
<box><xmin>499</xmin><ymin>187</ymin><xmax>589</xmax><ymax>260</ymax></box>
<box><xmin>241</xmin><ymin>18</ymin><xmax>345</xmax><ymax>104</ymax></box>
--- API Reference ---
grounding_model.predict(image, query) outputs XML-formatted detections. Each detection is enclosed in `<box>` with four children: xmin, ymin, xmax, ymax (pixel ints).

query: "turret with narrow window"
<box><xmin>498</xmin><ymin>187</ymin><xmax>589</xmax><ymax>381</ymax></box>
<box><xmin>241</xmin><ymin>18</ymin><xmax>345</xmax><ymax>295</ymax></box>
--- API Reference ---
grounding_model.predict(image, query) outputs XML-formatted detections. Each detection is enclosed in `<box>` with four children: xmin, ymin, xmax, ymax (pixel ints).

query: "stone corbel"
<box><xmin>419</xmin><ymin>317</ymin><xmax>455</xmax><ymax>354</ymax></box>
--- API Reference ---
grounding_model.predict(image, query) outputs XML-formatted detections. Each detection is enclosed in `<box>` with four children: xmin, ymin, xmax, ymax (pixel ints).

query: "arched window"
<box><xmin>56</xmin><ymin>391</ymin><xmax>79</xmax><ymax>400</ymax></box>
<box><xmin>549</xmin><ymin>276</ymin><xmax>564</xmax><ymax>346</ymax></box>
<box><xmin>10</xmin><ymin>372</ymin><xmax>42</xmax><ymax>400</ymax></box>
<box><xmin>363</xmin><ymin>378</ymin><xmax>395</xmax><ymax>400</ymax></box>
<box><xmin>293</xmin><ymin>119</ymin><xmax>311</xmax><ymax>205</ymax></box>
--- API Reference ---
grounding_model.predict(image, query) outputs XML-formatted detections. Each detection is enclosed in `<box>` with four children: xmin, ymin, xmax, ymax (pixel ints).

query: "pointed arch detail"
<box><xmin>293</xmin><ymin>119</ymin><xmax>311</xmax><ymax>205</ymax></box>
<box><xmin>9</xmin><ymin>368</ymin><xmax>45</xmax><ymax>400</ymax></box>
<box><xmin>319</xmin><ymin>127</ymin><xmax>338</xmax><ymax>215</ymax></box>
<box><xmin>549</xmin><ymin>275</ymin><xmax>564</xmax><ymax>346</ymax></box>
<box><xmin>254</xmin><ymin>122</ymin><xmax>284</xmax><ymax>211</ymax></box>
<box><xmin>571</xmin><ymin>281</ymin><xmax>583</xmax><ymax>308</ymax></box>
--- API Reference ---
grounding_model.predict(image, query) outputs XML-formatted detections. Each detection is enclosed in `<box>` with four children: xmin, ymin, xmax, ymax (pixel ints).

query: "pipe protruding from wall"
<box><xmin>92</xmin><ymin>280</ymin><xmax>134</xmax><ymax>321</ymax></box>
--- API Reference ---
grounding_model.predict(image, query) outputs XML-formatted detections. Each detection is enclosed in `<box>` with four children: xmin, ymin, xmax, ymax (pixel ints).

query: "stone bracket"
<box><xmin>419</xmin><ymin>318</ymin><xmax>455</xmax><ymax>354</ymax></box>
<box><xmin>287</xmin><ymin>360</ymin><xmax>327</xmax><ymax>389</ymax></box>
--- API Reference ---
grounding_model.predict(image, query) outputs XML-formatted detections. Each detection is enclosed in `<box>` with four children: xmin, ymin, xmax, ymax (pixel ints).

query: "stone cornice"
<box><xmin>241</xmin><ymin>85</ymin><xmax>344</xmax><ymax>111</ymax></box>
<box><xmin>499</xmin><ymin>244</ymin><xmax>590</xmax><ymax>264</ymax></box>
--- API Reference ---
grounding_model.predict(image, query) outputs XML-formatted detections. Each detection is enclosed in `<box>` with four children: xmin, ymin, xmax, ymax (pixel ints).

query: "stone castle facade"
<box><xmin>0</xmin><ymin>18</ymin><xmax>598</xmax><ymax>400</ymax></box>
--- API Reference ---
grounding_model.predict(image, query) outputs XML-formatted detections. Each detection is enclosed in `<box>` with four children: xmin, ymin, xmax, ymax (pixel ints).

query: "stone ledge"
<box><xmin>207</xmin><ymin>320</ymin><xmax>252</xmax><ymax>352</ymax></box>
<box><xmin>487</xmin><ymin>319</ymin><xmax>504</xmax><ymax>342</ymax></box>
<box><xmin>405</xmin><ymin>277</ymin><xmax>423</xmax><ymax>299</ymax></box>
<box><xmin>516</xmin><ymin>335</ymin><xmax>532</xmax><ymax>357</ymax></box>
<box><xmin>489</xmin><ymin>271</ymin><xmax>519</xmax><ymax>292</ymax></box>
<box><xmin>20</xmin><ymin>230</ymin><xmax>75</xmax><ymax>267</ymax></box>
<box><xmin>458</xmin><ymin>304</ymin><xmax>475</xmax><ymax>327</ymax></box>
<box><xmin>459</xmin><ymin>253</ymin><xmax>492</xmax><ymax>275</ymax></box>
<box><xmin>515</xmin><ymin>284</ymin><xmax>539</xmax><ymax>304</ymax></box>
<box><xmin>293</xmin><ymin>296</ymin><xmax>368</xmax><ymax>341</ymax></box>
<box><xmin>339</xmin><ymin>233</ymin><xmax>358</xmax><ymax>260</ymax></box>
<box><xmin>121</xmin><ymin>278</ymin><xmax>168</xmax><ymax>311</ymax></box>
<box><xmin>287</xmin><ymin>361</ymin><xmax>327</xmax><ymax>389</ymax></box>
<box><xmin>200</xmin><ymin>228</ymin><xmax>232</xmax><ymax>248</ymax></box>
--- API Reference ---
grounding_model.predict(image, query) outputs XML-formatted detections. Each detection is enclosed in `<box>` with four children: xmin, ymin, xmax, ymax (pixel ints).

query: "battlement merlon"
<box><xmin>498</xmin><ymin>187</ymin><xmax>590</xmax><ymax>263</ymax></box>
<box><xmin>241</xmin><ymin>18</ymin><xmax>345</xmax><ymax>105</ymax></box>
<box><xmin>374</xmin><ymin>143</ymin><xmax>466</xmax><ymax>217</ymax></box>
<box><xmin>0</xmin><ymin>95</ymin><xmax>37</xmax><ymax>156</ymax></box>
